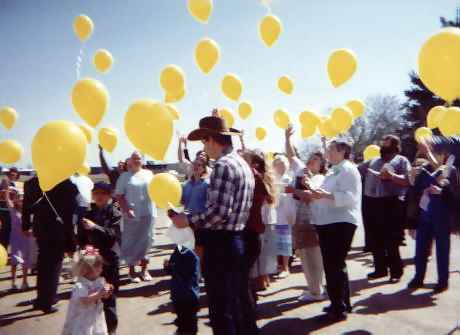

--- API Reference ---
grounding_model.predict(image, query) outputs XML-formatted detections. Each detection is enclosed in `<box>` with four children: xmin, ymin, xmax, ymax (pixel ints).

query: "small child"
<box><xmin>78</xmin><ymin>182</ymin><xmax>121</xmax><ymax>335</ymax></box>
<box><xmin>164</xmin><ymin>224</ymin><xmax>200</xmax><ymax>335</ymax></box>
<box><xmin>62</xmin><ymin>246</ymin><xmax>112</xmax><ymax>335</ymax></box>
<box><xmin>5</xmin><ymin>187</ymin><xmax>33</xmax><ymax>291</ymax></box>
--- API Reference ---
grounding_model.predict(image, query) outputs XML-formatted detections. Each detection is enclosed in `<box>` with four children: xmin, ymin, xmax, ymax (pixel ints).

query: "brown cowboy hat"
<box><xmin>188</xmin><ymin>116</ymin><xmax>241</xmax><ymax>141</ymax></box>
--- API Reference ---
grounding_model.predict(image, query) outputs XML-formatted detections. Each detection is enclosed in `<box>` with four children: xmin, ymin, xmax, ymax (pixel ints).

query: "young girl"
<box><xmin>62</xmin><ymin>246</ymin><xmax>113</xmax><ymax>335</ymax></box>
<box><xmin>6</xmin><ymin>187</ymin><xmax>33</xmax><ymax>291</ymax></box>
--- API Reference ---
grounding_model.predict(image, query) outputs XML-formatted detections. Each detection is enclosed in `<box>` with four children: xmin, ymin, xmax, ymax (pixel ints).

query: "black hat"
<box><xmin>92</xmin><ymin>182</ymin><xmax>112</xmax><ymax>194</ymax></box>
<box><xmin>188</xmin><ymin>116</ymin><xmax>241</xmax><ymax>141</ymax></box>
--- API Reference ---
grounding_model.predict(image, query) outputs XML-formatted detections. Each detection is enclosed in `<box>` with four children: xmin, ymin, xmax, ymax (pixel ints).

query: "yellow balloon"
<box><xmin>187</xmin><ymin>0</ymin><xmax>213</xmax><ymax>24</ymax></box>
<box><xmin>419</xmin><ymin>28</ymin><xmax>460</xmax><ymax>103</ymax></box>
<box><xmin>148</xmin><ymin>173</ymin><xmax>182</xmax><ymax>209</ymax></box>
<box><xmin>73</xmin><ymin>15</ymin><xmax>94</xmax><ymax>42</ymax></box>
<box><xmin>77</xmin><ymin>162</ymin><xmax>91</xmax><ymax>176</ymax></box>
<box><xmin>274</xmin><ymin>109</ymin><xmax>290</xmax><ymax>129</ymax></box>
<box><xmin>415</xmin><ymin>127</ymin><xmax>433</xmax><ymax>143</ymax></box>
<box><xmin>255</xmin><ymin>127</ymin><xmax>267</xmax><ymax>141</ymax></box>
<box><xmin>301</xmin><ymin>123</ymin><xmax>317</xmax><ymax>139</ymax></box>
<box><xmin>266</xmin><ymin>152</ymin><xmax>275</xmax><ymax>162</ymax></box>
<box><xmin>195</xmin><ymin>38</ymin><xmax>220</xmax><ymax>74</ymax></box>
<box><xmin>79</xmin><ymin>124</ymin><xmax>93</xmax><ymax>143</ymax></box>
<box><xmin>299</xmin><ymin>110</ymin><xmax>320</xmax><ymax>128</ymax></box>
<box><xmin>124</xmin><ymin>100</ymin><xmax>173</xmax><ymax>160</ymax></box>
<box><xmin>94</xmin><ymin>49</ymin><xmax>113</xmax><ymax>73</ymax></box>
<box><xmin>0</xmin><ymin>244</ymin><xmax>7</xmax><ymax>269</ymax></box>
<box><xmin>327</xmin><ymin>49</ymin><xmax>357</xmax><ymax>88</ymax></box>
<box><xmin>0</xmin><ymin>140</ymin><xmax>23</xmax><ymax>164</ymax></box>
<box><xmin>331</xmin><ymin>106</ymin><xmax>353</xmax><ymax>133</ymax></box>
<box><xmin>218</xmin><ymin>108</ymin><xmax>235</xmax><ymax>128</ymax></box>
<box><xmin>221</xmin><ymin>74</ymin><xmax>243</xmax><ymax>101</ymax></box>
<box><xmin>98</xmin><ymin>127</ymin><xmax>118</xmax><ymax>153</ymax></box>
<box><xmin>346</xmin><ymin>100</ymin><xmax>365</xmax><ymax>119</ymax></box>
<box><xmin>0</xmin><ymin>106</ymin><xmax>18</xmax><ymax>130</ymax></box>
<box><xmin>259</xmin><ymin>15</ymin><xmax>282</xmax><ymax>47</ymax></box>
<box><xmin>427</xmin><ymin>105</ymin><xmax>447</xmax><ymax>129</ymax></box>
<box><xmin>160</xmin><ymin>65</ymin><xmax>186</xmax><ymax>95</ymax></box>
<box><xmin>363</xmin><ymin>145</ymin><xmax>381</xmax><ymax>161</ymax></box>
<box><xmin>278</xmin><ymin>76</ymin><xmax>294</xmax><ymax>95</ymax></box>
<box><xmin>238</xmin><ymin>102</ymin><xmax>253</xmax><ymax>120</ymax></box>
<box><xmin>72</xmin><ymin>78</ymin><xmax>109</xmax><ymax>128</ymax></box>
<box><xmin>165</xmin><ymin>104</ymin><xmax>181</xmax><ymax>121</ymax></box>
<box><xmin>32</xmin><ymin>121</ymin><xmax>87</xmax><ymax>191</ymax></box>
<box><xmin>439</xmin><ymin>107</ymin><xmax>460</xmax><ymax>136</ymax></box>
<box><xmin>164</xmin><ymin>88</ymin><xmax>186</xmax><ymax>103</ymax></box>
<box><xmin>318</xmin><ymin>118</ymin><xmax>338</xmax><ymax>138</ymax></box>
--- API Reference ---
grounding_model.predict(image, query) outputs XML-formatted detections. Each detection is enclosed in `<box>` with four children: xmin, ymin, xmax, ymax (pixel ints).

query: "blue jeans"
<box><xmin>414</xmin><ymin>206</ymin><xmax>450</xmax><ymax>286</ymax></box>
<box><xmin>203</xmin><ymin>230</ymin><xmax>259</xmax><ymax>335</ymax></box>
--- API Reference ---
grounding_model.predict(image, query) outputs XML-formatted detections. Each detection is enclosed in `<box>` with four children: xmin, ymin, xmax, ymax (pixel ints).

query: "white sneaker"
<box><xmin>277</xmin><ymin>271</ymin><xmax>290</xmax><ymax>279</ymax></box>
<box><xmin>298</xmin><ymin>291</ymin><xmax>325</xmax><ymax>302</ymax></box>
<box><xmin>129</xmin><ymin>275</ymin><xmax>141</xmax><ymax>284</ymax></box>
<box><xmin>141</xmin><ymin>272</ymin><xmax>153</xmax><ymax>282</ymax></box>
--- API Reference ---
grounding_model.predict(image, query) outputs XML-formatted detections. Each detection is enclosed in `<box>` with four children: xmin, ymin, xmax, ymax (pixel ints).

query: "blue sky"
<box><xmin>0</xmin><ymin>0</ymin><xmax>459</xmax><ymax>168</ymax></box>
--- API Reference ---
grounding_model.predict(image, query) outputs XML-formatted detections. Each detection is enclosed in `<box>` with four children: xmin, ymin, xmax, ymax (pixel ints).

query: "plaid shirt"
<box><xmin>189</xmin><ymin>148</ymin><xmax>255</xmax><ymax>231</ymax></box>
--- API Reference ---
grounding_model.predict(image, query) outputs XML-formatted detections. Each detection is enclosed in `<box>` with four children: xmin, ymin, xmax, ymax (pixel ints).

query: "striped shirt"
<box><xmin>189</xmin><ymin>148</ymin><xmax>255</xmax><ymax>231</ymax></box>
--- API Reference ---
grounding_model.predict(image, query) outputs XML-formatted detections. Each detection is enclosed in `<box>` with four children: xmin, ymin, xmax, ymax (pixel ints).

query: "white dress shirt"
<box><xmin>310</xmin><ymin>160</ymin><xmax>362</xmax><ymax>226</ymax></box>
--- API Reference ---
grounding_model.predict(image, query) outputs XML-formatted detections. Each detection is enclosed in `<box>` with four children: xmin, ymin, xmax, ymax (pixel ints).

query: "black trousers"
<box><xmin>203</xmin><ymin>230</ymin><xmax>259</xmax><ymax>335</ymax></box>
<box><xmin>102</xmin><ymin>256</ymin><xmax>119</xmax><ymax>333</ymax></box>
<box><xmin>316</xmin><ymin>223</ymin><xmax>356</xmax><ymax>314</ymax></box>
<box><xmin>36</xmin><ymin>242</ymin><xmax>64</xmax><ymax>310</ymax></box>
<box><xmin>173</xmin><ymin>299</ymin><xmax>199</xmax><ymax>334</ymax></box>
<box><xmin>243</xmin><ymin>230</ymin><xmax>262</xmax><ymax>308</ymax></box>
<box><xmin>364</xmin><ymin>196</ymin><xmax>404</xmax><ymax>277</ymax></box>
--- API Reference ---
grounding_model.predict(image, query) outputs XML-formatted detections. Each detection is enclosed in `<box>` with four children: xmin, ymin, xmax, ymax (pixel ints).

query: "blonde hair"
<box><xmin>245</xmin><ymin>150</ymin><xmax>278</xmax><ymax>205</ymax></box>
<box><xmin>73</xmin><ymin>249</ymin><xmax>104</xmax><ymax>279</ymax></box>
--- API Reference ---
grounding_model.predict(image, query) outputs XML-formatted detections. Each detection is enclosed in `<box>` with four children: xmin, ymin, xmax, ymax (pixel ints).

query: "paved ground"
<box><xmin>1</xmin><ymin>211</ymin><xmax>459</xmax><ymax>335</ymax></box>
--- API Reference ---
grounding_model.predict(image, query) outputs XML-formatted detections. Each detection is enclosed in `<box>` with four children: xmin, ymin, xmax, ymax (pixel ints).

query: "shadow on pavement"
<box><xmin>260</xmin><ymin>314</ymin><xmax>346</xmax><ymax>335</ymax></box>
<box><xmin>353</xmin><ymin>288</ymin><xmax>436</xmax><ymax>315</ymax></box>
<box><xmin>118</xmin><ymin>279</ymin><xmax>170</xmax><ymax>298</ymax></box>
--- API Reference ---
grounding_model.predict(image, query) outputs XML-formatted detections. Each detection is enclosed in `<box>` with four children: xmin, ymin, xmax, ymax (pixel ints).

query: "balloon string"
<box><xmin>76</xmin><ymin>45</ymin><xmax>85</xmax><ymax>79</ymax></box>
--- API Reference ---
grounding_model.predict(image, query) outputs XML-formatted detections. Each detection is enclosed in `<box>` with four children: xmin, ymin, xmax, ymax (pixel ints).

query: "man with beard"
<box><xmin>360</xmin><ymin>135</ymin><xmax>411</xmax><ymax>283</ymax></box>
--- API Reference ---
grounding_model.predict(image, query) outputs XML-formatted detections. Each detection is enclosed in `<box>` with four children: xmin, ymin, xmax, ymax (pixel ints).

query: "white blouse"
<box><xmin>310</xmin><ymin>160</ymin><xmax>362</xmax><ymax>226</ymax></box>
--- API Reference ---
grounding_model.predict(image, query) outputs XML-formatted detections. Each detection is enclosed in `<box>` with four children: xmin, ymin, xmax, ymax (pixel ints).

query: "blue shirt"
<box><xmin>182</xmin><ymin>178</ymin><xmax>209</xmax><ymax>215</ymax></box>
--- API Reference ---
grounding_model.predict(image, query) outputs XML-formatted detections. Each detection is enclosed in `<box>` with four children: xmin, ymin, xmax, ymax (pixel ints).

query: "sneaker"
<box><xmin>141</xmin><ymin>272</ymin><xmax>153</xmax><ymax>282</ymax></box>
<box><xmin>298</xmin><ymin>291</ymin><xmax>325</xmax><ymax>302</ymax></box>
<box><xmin>128</xmin><ymin>275</ymin><xmax>141</xmax><ymax>284</ymax></box>
<box><xmin>277</xmin><ymin>271</ymin><xmax>290</xmax><ymax>279</ymax></box>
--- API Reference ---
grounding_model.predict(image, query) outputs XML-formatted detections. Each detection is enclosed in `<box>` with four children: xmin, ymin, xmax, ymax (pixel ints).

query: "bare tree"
<box><xmin>347</xmin><ymin>94</ymin><xmax>407</xmax><ymax>156</ymax></box>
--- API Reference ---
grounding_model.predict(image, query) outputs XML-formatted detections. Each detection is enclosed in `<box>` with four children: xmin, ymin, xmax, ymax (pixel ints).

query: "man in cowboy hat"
<box><xmin>171</xmin><ymin>115</ymin><xmax>258</xmax><ymax>335</ymax></box>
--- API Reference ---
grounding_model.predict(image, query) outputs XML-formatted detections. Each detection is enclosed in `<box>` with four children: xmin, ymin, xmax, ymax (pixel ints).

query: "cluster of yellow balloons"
<box><xmin>425</xmin><ymin>105</ymin><xmax>460</xmax><ymax>137</ymax></box>
<box><xmin>195</xmin><ymin>38</ymin><xmax>220</xmax><ymax>74</ymax></box>
<box><xmin>161</xmin><ymin>65</ymin><xmax>186</xmax><ymax>103</ymax></box>
<box><xmin>221</xmin><ymin>74</ymin><xmax>243</xmax><ymax>101</ymax></box>
<box><xmin>32</xmin><ymin>120</ymin><xmax>87</xmax><ymax>191</ymax></box>
<box><xmin>328</xmin><ymin>49</ymin><xmax>357</xmax><ymax>88</ymax></box>
<box><xmin>124</xmin><ymin>100</ymin><xmax>174</xmax><ymax>161</ymax></box>
<box><xmin>187</xmin><ymin>0</ymin><xmax>213</xmax><ymax>24</ymax></box>
<box><xmin>0</xmin><ymin>106</ymin><xmax>23</xmax><ymax>164</ymax></box>
<box><xmin>148</xmin><ymin>173</ymin><xmax>182</xmax><ymax>209</ymax></box>
<box><xmin>419</xmin><ymin>28</ymin><xmax>460</xmax><ymax>103</ymax></box>
<box><xmin>259</xmin><ymin>14</ymin><xmax>283</xmax><ymax>47</ymax></box>
<box><xmin>363</xmin><ymin>144</ymin><xmax>381</xmax><ymax>161</ymax></box>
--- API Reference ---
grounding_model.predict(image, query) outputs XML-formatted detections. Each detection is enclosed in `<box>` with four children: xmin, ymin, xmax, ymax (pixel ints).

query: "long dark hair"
<box><xmin>244</xmin><ymin>150</ymin><xmax>276</xmax><ymax>205</ymax></box>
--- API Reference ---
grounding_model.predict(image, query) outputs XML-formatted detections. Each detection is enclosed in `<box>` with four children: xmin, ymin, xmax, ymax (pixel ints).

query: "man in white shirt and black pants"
<box><xmin>307</xmin><ymin>140</ymin><xmax>362</xmax><ymax>322</ymax></box>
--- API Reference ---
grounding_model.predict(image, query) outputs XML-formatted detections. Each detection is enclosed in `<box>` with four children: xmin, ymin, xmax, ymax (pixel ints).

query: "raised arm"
<box><xmin>285</xmin><ymin>125</ymin><xmax>297</xmax><ymax>163</ymax></box>
<box><xmin>99</xmin><ymin>145</ymin><xmax>112</xmax><ymax>176</ymax></box>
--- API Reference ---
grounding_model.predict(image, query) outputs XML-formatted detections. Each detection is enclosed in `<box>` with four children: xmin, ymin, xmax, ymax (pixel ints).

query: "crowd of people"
<box><xmin>0</xmin><ymin>111</ymin><xmax>459</xmax><ymax>335</ymax></box>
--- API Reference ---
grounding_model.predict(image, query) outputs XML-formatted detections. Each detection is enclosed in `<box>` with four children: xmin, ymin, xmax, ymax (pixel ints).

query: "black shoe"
<box><xmin>326</xmin><ymin>311</ymin><xmax>347</xmax><ymax>322</ymax></box>
<box><xmin>367</xmin><ymin>271</ymin><xmax>388</xmax><ymax>280</ymax></box>
<box><xmin>323</xmin><ymin>305</ymin><xmax>352</xmax><ymax>314</ymax></box>
<box><xmin>433</xmin><ymin>284</ymin><xmax>448</xmax><ymax>294</ymax></box>
<box><xmin>407</xmin><ymin>278</ymin><xmax>424</xmax><ymax>289</ymax></box>
<box><xmin>41</xmin><ymin>306</ymin><xmax>59</xmax><ymax>314</ymax></box>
